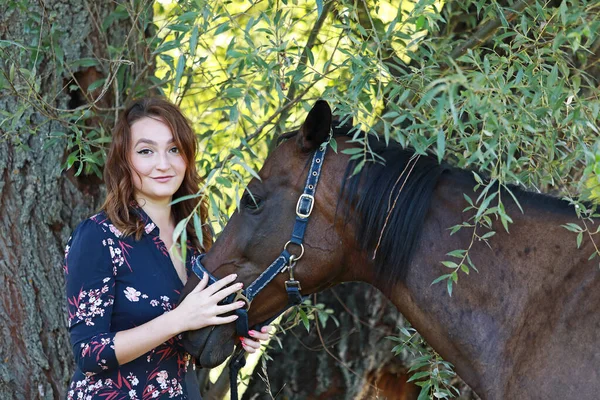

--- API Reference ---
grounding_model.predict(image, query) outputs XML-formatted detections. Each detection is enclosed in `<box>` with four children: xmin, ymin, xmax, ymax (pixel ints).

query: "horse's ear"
<box><xmin>297</xmin><ymin>100</ymin><xmax>332</xmax><ymax>152</ymax></box>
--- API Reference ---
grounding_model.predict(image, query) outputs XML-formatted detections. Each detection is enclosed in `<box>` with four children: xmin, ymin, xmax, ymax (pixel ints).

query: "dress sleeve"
<box><xmin>64</xmin><ymin>219</ymin><xmax>119</xmax><ymax>375</ymax></box>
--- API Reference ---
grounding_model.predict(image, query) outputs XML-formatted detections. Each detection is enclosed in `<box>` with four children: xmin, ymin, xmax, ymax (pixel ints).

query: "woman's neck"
<box><xmin>135</xmin><ymin>195</ymin><xmax>173</xmax><ymax>232</ymax></box>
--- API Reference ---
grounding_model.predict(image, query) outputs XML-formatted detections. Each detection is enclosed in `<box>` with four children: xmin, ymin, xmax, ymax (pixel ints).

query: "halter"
<box><xmin>191</xmin><ymin>141</ymin><xmax>329</xmax><ymax>400</ymax></box>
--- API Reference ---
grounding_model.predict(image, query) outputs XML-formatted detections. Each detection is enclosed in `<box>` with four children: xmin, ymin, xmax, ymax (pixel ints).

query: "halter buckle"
<box><xmin>296</xmin><ymin>194</ymin><xmax>315</xmax><ymax>219</ymax></box>
<box><xmin>285</xmin><ymin>279</ymin><xmax>302</xmax><ymax>291</ymax></box>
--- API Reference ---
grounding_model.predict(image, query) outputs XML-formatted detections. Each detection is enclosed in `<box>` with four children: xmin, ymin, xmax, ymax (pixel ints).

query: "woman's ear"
<box><xmin>297</xmin><ymin>100</ymin><xmax>332</xmax><ymax>152</ymax></box>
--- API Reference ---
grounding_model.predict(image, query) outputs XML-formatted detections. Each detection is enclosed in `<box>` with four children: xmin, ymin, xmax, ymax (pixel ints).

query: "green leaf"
<box><xmin>235</xmin><ymin>157</ymin><xmax>261</xmax><ymax>181</ymax></box>
<box><xmin>189</xmin><ymin>25</ymin><xmax>199</xmax><ymax>57</ymax></box>
<box><xmin>173</xmin><ymin>218</ymin><xmax>188</xmax><ymax>244</ymax></box>
<box><xmin>87</xmin><ymin>78</ymin><xmax>105</xmax><ymax>92</ymax></box>
<box><xmin>316</xmin><ymin>0</ymin><xmax>323</xmax><ymax>18</ymax></box>
<box><xmin>193</xmin><ymin>213</ymin><xmax>203</xmax><ymax>248</ymax></box>
<box><xmin>329</xmin><ymin>138</ymin><xmax>338</xmax><ymax>153</ymax></box>
<box><xmin>436</xmin><ymin>129</ymin><xmax>445</xmax><ymax>164</ymax></box>
<box><xmin>441</xmin><ymin>261</ymin><xmax>458</xmax><ymax>269</ymax></box>
<box><xmin>174</xmin><ymin>55</ymin><xmax>186</xmax><ymax>90</ymax></box>
<box><xmin>446</xmin><ymin>249</ymin><xmax>466</xmax><ymax>258</ymax></box>
<box><xmin>431</xmin><ymin>274</ymin><xmax>451</xmax><ymax>285</ymax></box>
<box><xmin>480</xmin><ymin>231</ymin><xmax>496</xmax><ymax>240</ymax></box>
<box><xmin>407</xmin><ymin>371</ymin><xmax>430</xmax><ymax>382</ymax></box>
<box><xmin>72</xmin><ymin>58</ymin><xmax>99</xmax><ymax>68</ymax></box>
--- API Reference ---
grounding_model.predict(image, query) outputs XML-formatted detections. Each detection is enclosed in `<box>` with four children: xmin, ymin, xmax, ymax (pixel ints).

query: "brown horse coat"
<box><xmin>180</xmin><ymin>101</ymin><xmax>600</xmax><ymax>399</ymax></box>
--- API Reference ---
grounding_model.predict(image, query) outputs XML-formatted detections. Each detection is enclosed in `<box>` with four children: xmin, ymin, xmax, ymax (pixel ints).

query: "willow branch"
<box><xmin>449</xmin><ymin>0</ymin><xmax>535</xmax><ymax>60</ymax></box>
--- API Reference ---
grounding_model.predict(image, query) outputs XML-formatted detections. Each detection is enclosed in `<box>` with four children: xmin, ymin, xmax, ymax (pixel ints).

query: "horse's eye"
<box><xmin>241</xmin><ymin>192</ymin><xmax>263</xmax><ymax>211</ymax></box>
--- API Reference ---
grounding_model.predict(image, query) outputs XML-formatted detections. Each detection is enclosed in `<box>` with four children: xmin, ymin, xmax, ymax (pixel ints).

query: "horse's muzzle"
<box><xmin>183</xmin><ymin>324</ymin><xmax>237</xmax><ymax>368</ymax></box>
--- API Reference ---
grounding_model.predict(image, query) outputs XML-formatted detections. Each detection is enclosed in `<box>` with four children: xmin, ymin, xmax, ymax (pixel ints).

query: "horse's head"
<box><xmin>182</xmin><ymin>101</ymin><xmax>367</xmax><ymax>367</ymax></box>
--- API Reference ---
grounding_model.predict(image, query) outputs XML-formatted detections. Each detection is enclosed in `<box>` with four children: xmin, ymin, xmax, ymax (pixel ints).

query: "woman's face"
<box><xmin>129</xmin><ymin>117</ymin><xmax>187</xmax><ymax>204</ymax></box>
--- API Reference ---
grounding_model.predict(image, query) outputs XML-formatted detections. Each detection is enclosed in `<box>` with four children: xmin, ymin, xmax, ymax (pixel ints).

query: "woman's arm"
<box><xmin>65</xmin><ymin>221</ymin><xmax>246</xmax><ymax>372</ymax></box>
<box><xmin>113</xmin><ymin>273</ymin><xmax>244</xmax><ymax>365</ymax></box>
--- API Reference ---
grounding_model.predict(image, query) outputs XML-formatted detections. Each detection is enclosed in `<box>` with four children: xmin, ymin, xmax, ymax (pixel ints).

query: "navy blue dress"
<box><xmin>64</xmin><ymin>205</ymin><xmax>202</xmax><ymax>399</ymax></box>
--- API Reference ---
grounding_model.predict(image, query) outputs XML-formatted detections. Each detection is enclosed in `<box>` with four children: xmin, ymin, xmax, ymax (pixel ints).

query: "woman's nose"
<box><xmin>156</xmin><ymin>153</ymin><xmax>171</xmax><ymax>170</ymax></box>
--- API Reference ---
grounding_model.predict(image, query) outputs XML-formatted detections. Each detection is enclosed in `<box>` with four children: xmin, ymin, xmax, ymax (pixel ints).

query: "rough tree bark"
<box><xmin>243</xmin><ymin>283</ymin><xmax>477</xmax><ymax>400</ymax></box>
<box><xmin>0</xmin><ymin>1</ymin><xmax>136</xmax><ymax>398</ymax></box>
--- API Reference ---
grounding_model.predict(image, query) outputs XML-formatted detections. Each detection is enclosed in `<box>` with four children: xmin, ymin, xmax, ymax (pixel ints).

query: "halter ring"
<box><xmin>283</xmin><ymin>241</ymin><xmax>305</xmax><ymax>261</ymax></box>
<box><xmin>233</xmin><ymin>291</ymin><xmax>251</xmax><ymax>310</ymax></box>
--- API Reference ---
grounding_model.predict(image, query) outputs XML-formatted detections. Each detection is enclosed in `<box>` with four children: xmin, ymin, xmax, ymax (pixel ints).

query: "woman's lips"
<box><xmin>152</xmin><ymin>176</ymin><xmax>174</xmax><ymax>183</ymax></box>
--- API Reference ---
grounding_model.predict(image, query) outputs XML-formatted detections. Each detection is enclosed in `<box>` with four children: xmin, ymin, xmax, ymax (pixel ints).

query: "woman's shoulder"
<box><xmin>70</xmin><ymin>211</ymin><xmax>125</xmax><ymax>242</ymax></box>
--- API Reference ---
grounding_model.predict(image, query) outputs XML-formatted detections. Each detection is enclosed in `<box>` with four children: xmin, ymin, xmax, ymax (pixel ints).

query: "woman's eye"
<box><xmin>242</xmin><ymin>192</ymin><xmax>262</xmax><ymax>210</ymax></box>
<box><xmin>137</xmin><ymin>149</ymin><xmax>152</xmax><ymax>155</ymax></box>
<box><xmin>169</xmin><ymin>146</ymin><xmax>180</xmax><ymax>154</ymax></box>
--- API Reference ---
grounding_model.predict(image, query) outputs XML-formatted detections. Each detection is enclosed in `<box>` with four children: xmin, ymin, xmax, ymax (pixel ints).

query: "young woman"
<box><xmin>64</xmin><ymin>97</ymin><xmax>270</xmax><ymax>399</ymax></box>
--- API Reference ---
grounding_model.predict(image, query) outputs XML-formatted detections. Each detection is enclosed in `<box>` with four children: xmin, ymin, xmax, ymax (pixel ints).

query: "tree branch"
<box><xmin>273</xmin><ymin>0</ymin><xmax>334</xmax><ymax>134</ymax></box>
<box><xmin>449</xmin><ymin>0</ymin><xmax>535</xmax><ymax>60</ymax></box>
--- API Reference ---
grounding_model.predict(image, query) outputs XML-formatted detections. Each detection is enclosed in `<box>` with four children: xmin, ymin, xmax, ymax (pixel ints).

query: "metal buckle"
<box><xmin>285</xmin><ymin>280</ymin><xmax>302</xmax><ymax>291</ymax></box>
<box><xmin>296</xmin><ymin>194</ymin><xmax>314</xmax><ymax>219</ymax></box>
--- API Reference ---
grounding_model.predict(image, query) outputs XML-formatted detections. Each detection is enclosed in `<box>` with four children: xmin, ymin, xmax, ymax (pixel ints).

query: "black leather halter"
<box><xmin>191</xmin><ymin>141</ymin><xmax>329</xmax><ymax>400</ymax></box>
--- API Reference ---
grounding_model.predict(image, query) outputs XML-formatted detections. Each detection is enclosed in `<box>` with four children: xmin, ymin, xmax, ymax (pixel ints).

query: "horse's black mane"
<box><xmin>278</xmin><ymin>122</ymin><xmax>585</xmax><ymax>295</ymax></box>
<box><xmin>337</xmin><ymin>132</ymin><xmax>447</xmax><ymax>295</ymax></box>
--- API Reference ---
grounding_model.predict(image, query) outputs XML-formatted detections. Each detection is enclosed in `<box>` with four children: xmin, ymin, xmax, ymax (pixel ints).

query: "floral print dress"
<box><xmin>64</xmin><ymin>206</ymin><xmax>202</xmax><ymax>399</ymax></box>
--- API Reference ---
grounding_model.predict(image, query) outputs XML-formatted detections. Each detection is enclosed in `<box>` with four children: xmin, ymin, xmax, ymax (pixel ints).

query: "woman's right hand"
<box><xmin>173</xmin><ymin>273</ymin><xmax>245</xmax><ymax>333</ymax></box>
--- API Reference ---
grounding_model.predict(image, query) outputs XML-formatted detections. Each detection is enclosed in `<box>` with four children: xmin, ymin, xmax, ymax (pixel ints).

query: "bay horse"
<box><xmin>180</xmin><ymin>101</ymin><xmax>600</xmax><ymax>399</ymax></box>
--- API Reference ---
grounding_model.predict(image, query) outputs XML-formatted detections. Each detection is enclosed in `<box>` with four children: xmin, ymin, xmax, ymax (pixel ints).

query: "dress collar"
<box><xmin>130</xmin><ymin>202</ymin><xmax>160</xmax><ymax>236</ymax></box>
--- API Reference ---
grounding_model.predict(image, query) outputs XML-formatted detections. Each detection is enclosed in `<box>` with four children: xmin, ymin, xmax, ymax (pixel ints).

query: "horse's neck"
<box><xmin>378</xmin><ymin>172</ymin><xmax>599</xmax><ymax>398</ymax></box>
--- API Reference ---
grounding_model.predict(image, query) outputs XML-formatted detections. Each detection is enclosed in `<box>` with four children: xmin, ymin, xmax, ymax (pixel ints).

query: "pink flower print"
<box><xmin>145</xmin><ymin>222</ymin><xmax>156</xmax><ymax>234</ymax></box>
<box><xmin>124</xmin><ymin>287</ymin><xmax>141</xmax><ymax>302</ymax></box>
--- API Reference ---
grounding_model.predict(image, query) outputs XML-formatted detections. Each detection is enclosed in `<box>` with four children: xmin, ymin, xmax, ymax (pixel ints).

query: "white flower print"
<box><xmin>108</xmin><ymin>224</ymin><xmax>122</xmax><ymax>237</ymax></box>
<box><xmin>124</xmin><ymin>287</ymin><xmax>141</xmax><ymax>302</ymax></box>
<box><xmin>68</xmin><ymin>286</ymin><xmax>112</xmax><ymax>327</ymax></box>
<box><xmin>150</xmin><ymin>299</ymin><xmax>159</xmax><ymax>307</ymax></box>
<box><xmin>156</xmin><ymin>370</ymin><xmax>168</xmax><ymax>384</ymax></box>
<box><xmin>127</xmin><ymin>373</ymin><xmax>139</xmax><ymax>386</ymax></box>
<box><xmin>109</xmin><ymin>246</ymin><xmax>125</xmax><ymax>268</ymax></box>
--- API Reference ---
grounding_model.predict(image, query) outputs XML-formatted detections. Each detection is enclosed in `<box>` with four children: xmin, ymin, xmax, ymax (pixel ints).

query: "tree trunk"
<box><xmin>242</xmin><ymin>283</ymin><xmax>477</xmax><ymax>400</ymax></box>
<box><xmin>0</xmin><ymin>1</ymin><xmax>136</xmax><ymax>398</ymax></box>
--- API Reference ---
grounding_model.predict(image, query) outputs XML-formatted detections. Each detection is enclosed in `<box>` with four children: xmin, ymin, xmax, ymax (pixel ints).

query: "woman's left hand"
<box><xmin>240</xmin><ymin>325</ymin><xmax>273</xmax><ymax>353</ymax></box>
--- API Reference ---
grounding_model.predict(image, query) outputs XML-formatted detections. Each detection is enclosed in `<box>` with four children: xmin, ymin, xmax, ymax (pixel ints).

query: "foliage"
<box><xmin>2</xmin><ymin>0</ymin><xmax>600</xmax><ymax>397</ymax></box>
<box><xmin>389</xmin><ymin>326</ymin><xmax>460</xmax><ymax>399</ymax></box>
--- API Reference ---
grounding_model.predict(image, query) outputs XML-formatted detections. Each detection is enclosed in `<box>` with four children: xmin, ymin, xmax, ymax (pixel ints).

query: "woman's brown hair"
<box><xmin>102</xmin><ymin>97</ymin><xmax>211</xmax><ymax>251</ymax></box>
